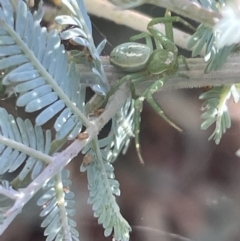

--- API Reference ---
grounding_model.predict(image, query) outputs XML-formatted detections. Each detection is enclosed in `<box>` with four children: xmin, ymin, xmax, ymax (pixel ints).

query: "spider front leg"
<box><xmin>148</xmin><ymin>11</ymin><xmax>196</xmax><ymax>43</ymax></box>
<box><xmin>147</xmin><ymin>21</ymin><xmax>178</xmax><ymax>60</ymax></box>
<box><xmin>129</xmin><ymin>32</ymin><xmax>155</xmax><ymax>52</ymax></box>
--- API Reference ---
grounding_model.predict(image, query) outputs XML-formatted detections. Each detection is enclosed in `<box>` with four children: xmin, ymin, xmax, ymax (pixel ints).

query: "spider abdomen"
<box><xmin>110</xmin><ymin>42</ymin><xmax>151</xmax><ymax>72</ymax></box>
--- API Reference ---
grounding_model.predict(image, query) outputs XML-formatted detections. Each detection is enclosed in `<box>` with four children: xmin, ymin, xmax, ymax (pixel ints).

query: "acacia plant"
<box><xmin>0</xmin><ymin>0</ymin><xmax>239</xmax><ymax>240</ymax></box>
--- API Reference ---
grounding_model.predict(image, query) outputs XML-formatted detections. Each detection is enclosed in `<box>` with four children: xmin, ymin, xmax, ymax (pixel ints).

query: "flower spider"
<box><xmin>108</xmin><ymin>11</ymin><xmax>195</xmax><ymax>164</ymax></box>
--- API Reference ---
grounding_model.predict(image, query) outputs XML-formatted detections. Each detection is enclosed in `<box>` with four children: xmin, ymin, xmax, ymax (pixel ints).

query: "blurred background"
<box><xmin>2</xmin><ymin>1</ymin><xmax>240</xmax><ymax>241</ymax></box>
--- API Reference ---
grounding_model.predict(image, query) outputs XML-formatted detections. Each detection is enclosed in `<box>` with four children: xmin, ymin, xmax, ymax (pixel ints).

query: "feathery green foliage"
<box><xmin>187</xmin><ymin>0</ymin><xmax>239</xmax><ymax>144</ymax></box>
<box><xmin>80</xmin><ymin>98</ymin><xmax>134</xmax><ymax>240</ymax></box>
<box><xmin>200</xmin><ymin>85</ymin><xmax>240</xmax><ymax>144</ymax></box>
<box><xmin>37</xmin><ymin>169</ymin><xmax>79</xmax><ymax>241</ymax></box>
<box><xmin>0</xmin><ymin>0</ymin><xmax>88</xmax><ymax>141</ymax></box>
<box><xmin>0</xmin><ymin>0</ymin><xmax>239</xmax><ymax>240</ymax></box>
<box><xmin>188</xmin><ymin>0</ymin><xmax>235</xmax><ymax>73</ymax></box>
<box><xmin>0</xmin><ymin>0</ymin><xmax>131</xmax><ymax>240</ymax></box>
<box><xmin>0</xmin><ymin>108</ymin><xmax>51</xmax><ymax>181</ymax></box>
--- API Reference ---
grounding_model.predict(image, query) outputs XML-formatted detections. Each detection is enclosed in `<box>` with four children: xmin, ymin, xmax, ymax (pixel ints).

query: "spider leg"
<box><xmin>164</xmin><ymin>10</ymin><xmax>196</xmax><ymax>31</ymax></box>
<box><xmin>148</xmin><ymin>12</ymin><xmax>196</xmax><ymax>43</ymax></box>
<box><xmin>133</xmin><ymin>97</ymin><xmax>145</xmax><ymax>165</ymax></box>
<box><xmin>146</xmin><ymin>92</ymin><xmax>183</xmax><ymax>132</ymax></box>
<box><xmin>148</xmin><ymin>23</ymin><xmax>178</xmax><ymax>58</ymax></box>
<box><xmin>130</xmin><ymin>73</ymin><xmax>149</xmax><ymax>99</ymax></box>
<box><xmin>178</xmin><ymin>55</ymin><xmax>189</xmax><ymax>70</ymax></box>
<box><xmin>145</xmin><ymin>77</ymin><xmax>183</xmax><ymax>132</ymax></box>
<box><xmin>103</xmin><ymin>72</ymin><xmax>144</xmax><ymax>107</ymax></box>
<box><xmin>131</xmin><ymin>74</ymin><xmax>155</xmax><ymax>165</ymax></box>
<box><xmin>130</xmin><ymin>32</ymin><xmax>154</xmax><ymax>52</ymax></box>
<box><xmin>130</xmin><ymin>32</ymin><xmax>163</xmax><ymax>51</ymax></box>
<box><xmin>133</xmin><ymin>76</ymin><xmax>182</xmax><ymax>165</ymax></box>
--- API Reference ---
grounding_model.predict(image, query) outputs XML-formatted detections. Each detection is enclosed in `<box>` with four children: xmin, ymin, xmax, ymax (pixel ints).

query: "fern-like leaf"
<box><xmin>80</xmin><ymin>98</ymin><xmax>134</xmax><ymax>241</ymax></box>
<box><xmin>200</xmin><ymin>85</ymin><xmax>240</xmax><ymax>144</ymax></box>
<box><xmin>187</xmin><ymin>0</ymin><xmax>235</xmax><ymax>73</ymax></box>
<box><xmin>111</xmin><ymin>98</ymin><xmax>135</xmax><ymax>157</ymax></box>
<box><xmin>0</xmin><ymin>0</ymin><xmax>88</xmax><ymax>140</ymax></box>
<box><xmin>37</xmin><ymin>169</ymin><xmax>79</xmax><ymax>241</ymax></box>
<box><xmin>58</xmin><ymin>0</ymin><xmax>110</xmax><ymax>95</ymax></box>
<box><xmin>0</xmin><ymin>107</ymin><xmax>50</xmax><ymax>181</ymax></box>
<box><xmin>81</xmin><ymin>147</ymin><xmax>131</xmax><ymax>241</ymax></box>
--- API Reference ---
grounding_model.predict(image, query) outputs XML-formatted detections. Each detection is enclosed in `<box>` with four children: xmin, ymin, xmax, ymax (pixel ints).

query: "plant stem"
<box><xmin>77</xmin><ymin>55</ymin><xmax>240</xmax><ymax>95</ymax></box>
<box><xmin>85</xmin><ymin>0</ymin><xmax>193</xmax><ymax>50</ymax></box>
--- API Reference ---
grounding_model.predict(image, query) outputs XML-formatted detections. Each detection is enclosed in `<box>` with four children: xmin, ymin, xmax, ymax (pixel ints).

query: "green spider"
<box><xmin>108</xmin><ymin>11</ymin><xmax>195</xmax><ymax>164</ymax></box>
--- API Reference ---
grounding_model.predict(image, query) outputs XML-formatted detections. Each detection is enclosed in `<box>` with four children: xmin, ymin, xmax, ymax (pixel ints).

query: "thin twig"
<box><xmin>0</xmin><ymin>186</ymin><xmax>19</xmax><ymax>200</ymax></box>
<box><xmin>147</xmin><ymin>0</ymin><xmax>221</xmax><ymax>26</ymax></box>
<box><xmin>85</xmin><ymin>0</ymin><xmax>193</xmax><ymax>50</ymax></box>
